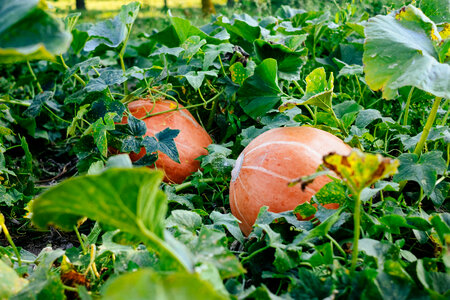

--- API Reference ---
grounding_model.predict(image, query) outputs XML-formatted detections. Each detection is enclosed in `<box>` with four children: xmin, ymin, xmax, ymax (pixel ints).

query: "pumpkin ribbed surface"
<box><xmin>229</xmin><ymin>126</ymin><xmax>351</xmax><ymax>235</ymax></box>
<box><xmin>126</xmin><ymin>99</ymin><xmax>212</xmax><ymax>184</ymax></box>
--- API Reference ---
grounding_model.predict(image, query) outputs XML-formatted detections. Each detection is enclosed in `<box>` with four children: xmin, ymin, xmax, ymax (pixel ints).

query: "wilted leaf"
<box><xmin>323</xmin><ymin>150</ymin><xmax>399</xmax><ymax>194</ymax></box>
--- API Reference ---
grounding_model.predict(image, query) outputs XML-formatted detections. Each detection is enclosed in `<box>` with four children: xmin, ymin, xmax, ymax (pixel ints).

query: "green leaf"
<box><xmin>181</xmin><ymin>36</ymin><xmax>207</xmax><ymax>60</ymax></box>
<box><xmin>0</xmin><ymin>0</ymin><xmax>72</xmax><ymax>63</ymax></box>
<box><xmin>315</xmin><ymin>180</ymin><xmax>348</xmax><ymax>206</ymax></box>
<box><xmin>86</xmin><ymin>70</ymin><xmax>127</xmax><ymax>92</ymax></box>
<box><xmin>127</xmin><ymin>115</ymin><xmax>147</xmax><ymax>136</ymax></box>
<box><xmin>67</xmin><ymin>104</ymin><xmax>90</xmax><ymax>137</ymax></box>
<box><xmin>203</xmin><ymin>43</ymin><xmax>234</xmax><ymax>69</ymax></box>
<box><xmin>209</xmin><ymin>211</ymin><xmax>244</xmax><ymax>244</ymax></box>
<box><xmin>103</xmin><ymin>269</ymin><xmax>227</xmax><ymax>300</ymax></box>
<box><xmin>254</xmin><ymin>39</ymin><xmax>307</xmax><ymax>80</ymax></box>
<box><xmin>190</xmin><ymin>226</ymin><xmax>245</xmax><ymax>279</ymax></box>
<box><xmin>229</xmin><ymin>62</ymin><xmax>250</xmax><ymax>85</ymax></box>
<box><xmin>363</xmin><ymin>5</ymin><xmax>450</xmax><ymax>99</ymax></box>
<box><xmin>32</xmin><ymin>168</ymin><xmax>193</xmax><ymax>271</ymax></box>
<box><xmin>280</xmin><ymin>67</ymin><xmax>334</xmax><ymax>112</ymax></box>
<box><xmin>294</xmin><ymin>202</ymin><xmax>317</xmax><ymax>219</ymax></box>
<box><xmin>84</xmin><ymin>2</ymin><xmax>140</xmax><ymax>51</ymax></box>
<box><xmin>215</xmin><ymin>15</ymin><xmax>261</xmax><ymax>46</ymax></box>
<box><xmin>20</xmin><ymin>136</ymin><xmax>32</xmax><ymax>173</ymax></box>
<box><xmin>64</xmin><ymin>12</ymin><xmax>81</xmax><ymax>32</ymax></box>
<box><xmin>238</xmin><ymin>58</ymin><xmax>282</xmax><ymax>118</ymax></box>
<box><xmin>184</xmin><ymin>70</ymin><xmax>218</xmax><ymax>91</ymax></box>
<box><xmin>155</xmin><ymin>128</ymin><xmax>180</xmax><ymax>163</ymax></box>
<box><xmin>0</xmin><ymin>260</ymin><xmax>28</xmax><ymax>299</ymax></box>
<box><xmin>92</xmin><ymin>112</ymin><xmax>116</xmax><ymax>157</ymax></box>
<box><xmin>23</xmin><ymin>91</ymin><xmax>53</xmax><ymax>118</ymax></box>
<box><xmin>355</xmin><ymin>109</ymin><xmax>394</xmax><ymax>128</ymax></box>
<box><xmin>150</xmin><ymin>17</ymin><xmax>224</xmax><ymax>47</ymax></box>
<box><xmin>418</xmin><ymin>0</ymin><xmax>450</xmax><ymax>24</ymax></box>
<box><xmin>393</xmin><ymin>151</ymin><xmax>446</xmax><ymax>196</ymax></box>
<box><xmin>417</xmin><ymin>259</ymin><xmax>450</xmax><ymax>296</ymax></box>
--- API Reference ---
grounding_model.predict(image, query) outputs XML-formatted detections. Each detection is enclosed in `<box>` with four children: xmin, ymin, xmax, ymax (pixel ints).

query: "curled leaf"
<box><xmin>323</xmin><ymin>150</ymin><xmax>399</xmax><ymax>194</ymax></box>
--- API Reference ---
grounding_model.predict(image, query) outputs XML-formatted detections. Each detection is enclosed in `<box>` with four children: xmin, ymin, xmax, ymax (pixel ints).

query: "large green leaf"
<box><xmin>0</xmin><ymin>0</ymin><xmax>72</xmax><ymax>63</ymax></box>
<box><xmin>237</xmin><ymin>58</ymin><xmax>282</xmax><ymax>118</ymax></box>
<box><xmin>254</xmin><ymin>39</ymin><xmax>307</xmax><ymax>80</ymax></box>
<box><xmin>0</xmin><ymin>260</ymin><xmax>28</xmax><ymax>299</ymax></box>
<box><xmin>32</xmin><ymin>168</ymin><xmax>193</xmax><ymax>271</ymax></box>
<box><xmin>363</xmin><ymin>5</ymin><xmax>450</xmax><ymax>99</ymax></box>
<box><xmin>393</xmin><ymin>151</ymin><xmax>446</xmax><ymax>196</ymax></box>
<box><xmin>150</xmin><ymin>17</ymin><xmax>224</xmax><ymax>47</ymax></box>
<box><xmin>103</xmin><ymin>269</ymin><xmax>227</xmax><ymax>300</ymax></box>
<box><xmin>84</xmin><ymin>2</ymin><xmax>140</xmax><ymax>51</ymax></box>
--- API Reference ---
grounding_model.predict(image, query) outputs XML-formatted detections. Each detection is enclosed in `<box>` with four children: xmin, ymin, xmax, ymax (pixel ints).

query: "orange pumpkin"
<box><xmin>229</xmin><ymin>126</ymin><xmax>351</xmax><ymax>235</ymax></box>
<box><xmin>125</xmin><ymin>99</ymin><xmax>212</xmax><ymax>184</ymax></box>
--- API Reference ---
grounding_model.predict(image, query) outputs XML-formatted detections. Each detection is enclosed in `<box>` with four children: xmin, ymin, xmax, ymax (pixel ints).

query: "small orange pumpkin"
<box><xmin>124</xmin><ymin>99</ymin><xmax>212</xmax><ymax>184</ymax></box>
<box><xmin>229</xmin><ymin>126</ymin><xmax>351</xmax><ymax>236</ymax></box>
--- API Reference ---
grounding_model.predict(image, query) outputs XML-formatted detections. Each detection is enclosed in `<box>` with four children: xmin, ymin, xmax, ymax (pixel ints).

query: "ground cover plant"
<box><xmin>0</xmin><ymin>0</ymin><xmax>449</xmax><ymax>298</ymax></box>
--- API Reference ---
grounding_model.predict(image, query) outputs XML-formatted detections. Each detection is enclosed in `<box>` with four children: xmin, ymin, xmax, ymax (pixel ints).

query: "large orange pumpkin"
<box><xmin>125</xmin><ymin>99</ymin><xmax>212</xmax><ymax>184</ymax></box>
<box><xmin>229</xmin><ymin>126</ymin><xmax>351</xmax><ymax>235</ymax></box>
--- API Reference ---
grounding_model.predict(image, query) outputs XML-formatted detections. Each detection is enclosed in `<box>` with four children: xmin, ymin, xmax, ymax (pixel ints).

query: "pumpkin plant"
<box><xmin>363</xmin><ymin>4</ymin><xmax>449</xmax><ymax>157</ymax></box>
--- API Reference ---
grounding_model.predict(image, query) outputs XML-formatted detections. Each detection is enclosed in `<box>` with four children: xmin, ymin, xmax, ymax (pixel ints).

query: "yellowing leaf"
<box><xmin>323</xmin><ymin>150</ymin><xmax>399</xmax><ymax>194</ymax></box>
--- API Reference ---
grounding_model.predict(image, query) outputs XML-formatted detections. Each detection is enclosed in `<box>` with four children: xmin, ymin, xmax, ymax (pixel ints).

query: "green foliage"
<box><xmin>0</xmin><ymin>0</ymin><xmax>72</xmax><ymax>63</ymax></box>
<box><xmin>0</xmin><ymin>1</ymin><xmax>449</xmax><ymax>298</ymax></box>
<box><xmin>363</xmin><ymin>5</ymin><xmax>450</xmax><ymax>99</ymax></box>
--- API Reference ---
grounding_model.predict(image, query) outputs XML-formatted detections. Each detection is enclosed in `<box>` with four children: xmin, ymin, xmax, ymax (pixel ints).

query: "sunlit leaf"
<box><xmin>103</xmin><ymin>269</ymin><xmax>227</xmax><ymax>300</ymax></box>
<box><xmin>323</xmin><ymin>150</ymin><xmax>399</xmax><ymax>194</ymax></box>
<box><xmin>0</xmin><ymin>260</ymin><xmax>28</xmax><ymax>299</ymax></box>
<box><xmin>363</xmin><ymin>5</ymin><xmax>450</xmax><ymax>99</ymax></box>
<box><xmin>0</xmin><ymin>0</ymin><xmax>72</xmax><ymax>63</ymax></box>
<box><xmin>32</xmin><ymin>168</ymin><xmax>193</xmax><ymax>271</ymax></box>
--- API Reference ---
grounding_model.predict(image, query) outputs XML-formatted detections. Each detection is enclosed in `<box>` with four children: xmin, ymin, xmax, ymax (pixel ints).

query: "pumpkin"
<box><xmin>125</xmin><ymin>99</ymin><xmax>212</xmax><ymax>184</ymax></box>
<box><xmin>229</xmin><ymin>126</ymin><xmax>351</xmax><ymax>236</ymax></box>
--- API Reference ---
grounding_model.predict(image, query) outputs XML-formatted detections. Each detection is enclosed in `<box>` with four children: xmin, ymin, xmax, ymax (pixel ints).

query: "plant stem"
<box><xmin>44</xmin><ymin>105</ymin><xmax>71</xmax><ymax>124</ymax></box>
<box><xmin>355</xmin><ymin>75</ymin><xmax>364</xmax><ymax>106</ymax></box>
<box><xmin>0</xmin><ymin>217</ymin><xmax>22</xmax><ymax>266</ymax></box>
<box><xmin>174</xmin><ymin>178</ymin><xmax>216</xmax><ymax>192</ymax></box>
<box><xmin>62</xmin><ymin>285</ymin><xmax>79</xmax><ymax>292</ymax></box>
<box><xmin>58</xmin><ymin>55</ymin><xmax>86</xmax><ymax>87</ymax></box>
<box><xmin>0</xmin><ymin>98</ymin><xmax>31</xmax><ymax>107</ymax></box>
<box><xmin>293</xmin><ymin>80</ymin><xmax>305</xmax><ymax>95</ymax></box>
<box><xmin>119</xmin><ymin>24</ymin><xmax>133</xmax><ymax>95</ymax></box>
<box><xmin>206</xmin><ymin>91</ymin><xmax>220</xmax><ymax>130</ymax></box>
<box><xmin>402</xmin><ymin>87</ymin><xmax>414</xmax><ymax>126</ymax></box>
<box><xmin>26</xmin><ymin>60</ymin><xmax>43</xmax><ymax>93</ymax></box>
<box><xmin>440</xmin><ymin>98</ymin><xmax>449</xmax><ymax>126</ymax></box>
<box><xmin>141</xmin><ymin>90</ymin><xmax>224</xmax><ymax>119</ymax></box>
<box><xmin>74</xmin><ymin>225</ymin><xmax>87</xmax><ymax>255</ymax></box>
<box><xmin>326</xmin><ymin>233</ymin><xmax>347</xmax><ymax>258</ymax></box>
<box><xmin>137</xmin><ymin>220</ymin><xmax>191</xmax><ymax>272</ymax></box>
<box><xmin>413</xmin><ymin>97</ymin><xmax>442</xmax><ymax>156</ymax></box>
<box><xmin>240</xmin><ymin>245</ymin><xmax>270</xmax><ymax>264</ymax></box>
<box><xmin>350</xmin><ymin>192</ymin><xmax>361</xmax><ymax>274</ymax></box>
